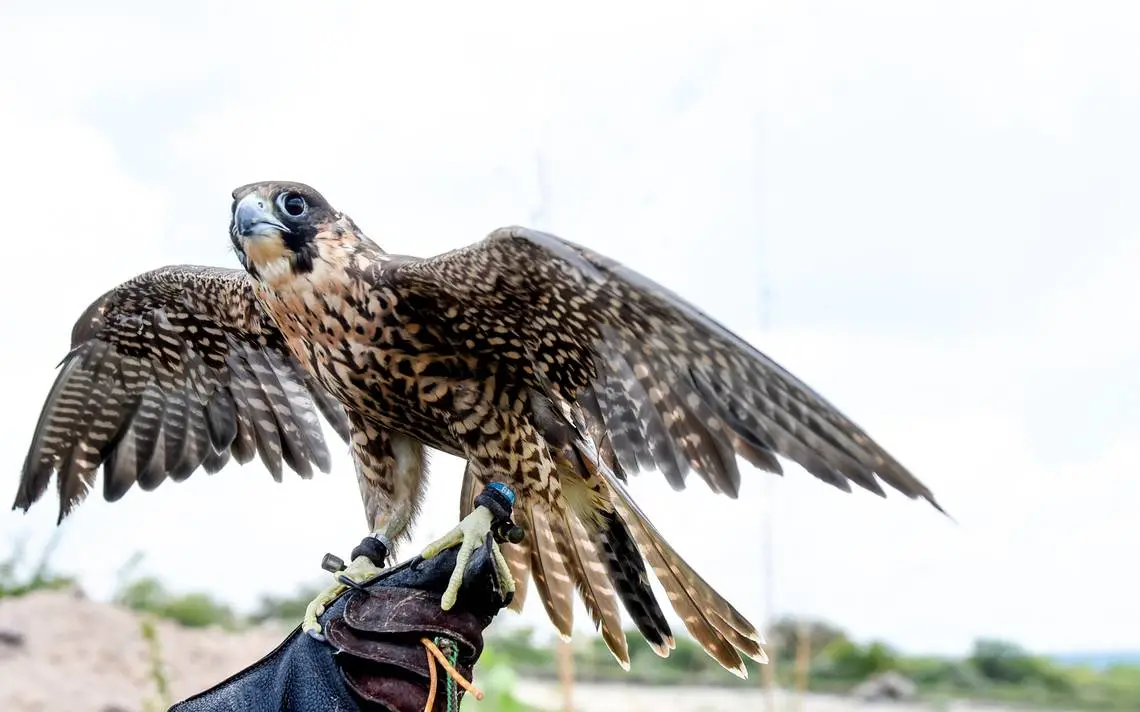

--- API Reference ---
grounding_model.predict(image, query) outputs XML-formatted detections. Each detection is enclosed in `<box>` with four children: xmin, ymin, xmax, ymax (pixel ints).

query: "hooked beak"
<box><xmin>234</xmin><ymin>192</ymin><xmax>291</xmax><ymax>240</ymax></box>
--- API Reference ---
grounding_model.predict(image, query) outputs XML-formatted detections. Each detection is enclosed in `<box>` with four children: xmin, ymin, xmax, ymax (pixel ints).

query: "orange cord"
<box><xmin>423</xmin><ymin>643</ymin><xmax>439</xmax><ymax>712</ymax></box>
<box><xmin>420</xmin><ymin>637</ymin><xmax>484</xmax><ymax>711</ymax></box>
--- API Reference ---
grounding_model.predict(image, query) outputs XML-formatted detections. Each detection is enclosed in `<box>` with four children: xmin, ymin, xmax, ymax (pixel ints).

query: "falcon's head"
<box><xmin>229</xmin><ymin>181</ymin><xmax>358</xmax><ymax>284</ymax></box>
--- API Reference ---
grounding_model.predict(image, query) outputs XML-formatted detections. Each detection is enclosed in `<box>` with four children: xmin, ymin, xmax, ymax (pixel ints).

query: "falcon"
<box><xmin>13</xmin><ymin>181</ymin><xmax>944</xmax><ymax>676</ymax></box>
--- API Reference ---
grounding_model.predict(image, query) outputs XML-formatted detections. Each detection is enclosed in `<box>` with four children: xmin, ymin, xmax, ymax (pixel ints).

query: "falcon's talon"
<box><xmin>302</xmin><ymin>553</ymin><xmax>385</xmax><ymax>637</ymax></box>
<box><xmin>420</xmin><ymin>505</ymin><xmax>516</xmax><ymax>611</ymax></box>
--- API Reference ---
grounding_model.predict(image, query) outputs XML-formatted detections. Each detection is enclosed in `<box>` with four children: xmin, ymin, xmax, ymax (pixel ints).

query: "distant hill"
<box><xmin>1050</xmin><ymin>651</ymin><xmax>1140</xmax><ymax>669</ymax></box>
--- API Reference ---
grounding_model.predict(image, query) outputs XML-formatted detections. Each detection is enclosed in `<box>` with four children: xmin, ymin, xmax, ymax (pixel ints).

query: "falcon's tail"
<box><xmin>555</xmin><ymin>466</ymin><xmax>674</xmax><ymax>668</ymax></box>
<box><xmin>459</xmin><ymin>445</ymin><xmax>766</xmax><ymax>676</ymax></box>
<box><xmin>459</xmin><ymin>460</ymin><xmax>670</xmax><ymax>669</ymax></box>
<box><xmin>569</xmin><ymin>439</ymin><xmax>768</xmax><ymax>677</ymax></box>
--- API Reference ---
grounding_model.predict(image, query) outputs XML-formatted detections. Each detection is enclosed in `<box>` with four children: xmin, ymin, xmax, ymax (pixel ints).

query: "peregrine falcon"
<box><xmin>13</xmin><ymin>181</ymin><xmax>944</xmax><ymax>676</ymax></box>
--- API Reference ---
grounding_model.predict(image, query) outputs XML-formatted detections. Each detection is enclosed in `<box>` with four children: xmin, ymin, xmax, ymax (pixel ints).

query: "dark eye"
<box><xmin>277</xmin><ymin>192</ymin><xmax>307</xmax><ymax>218</ymax></box>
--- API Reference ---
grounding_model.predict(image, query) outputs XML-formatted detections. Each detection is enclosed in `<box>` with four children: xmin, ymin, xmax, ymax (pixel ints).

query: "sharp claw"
<box><xmin>420</xmin><ymin>502</ymin><xmax>520</xmax><ymax>612</ymax></box>
<box><xmin>442</xmin><ymin>525</ymin><xmax>485</xmax><ymax>610</ymax></box>
<box><xmin>422</xmin><ymin>506</ymin><xmax>504</xmax><ymax>611</ymax></box>
<box><xmin>303</xmin><ymin>614</ymin><xmax>328</xmax><ymax>642</ymax></box>
<box><xmin>490</xmin><ymin>539</ymin><xmax>516</xmax><ymax>595</ymax></box>
<box><xmin>421</xmin><ymin>529</ymin><xmax>463</xmax><ymax>561</ymax></box>
<box><xmin>302</xmin><ymin>554</ymin><xmax>384</xmax><ymax>637</ymax></box>
<box><xmin>303</xmin><ymin>594</ymin><xmax>335</xmax><ymax>638</ymax></box>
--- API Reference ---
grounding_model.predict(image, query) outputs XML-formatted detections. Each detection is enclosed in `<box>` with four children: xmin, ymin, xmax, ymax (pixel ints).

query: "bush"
<box><xmin>818</xmin><ymin>637</ymin><xmax>898</xmax><ymax>681</ymax></box>
<box><xmin>0</xmin><ymin>534</ymin><xmax>77</xmax><ymax>599</ymax></box>
<box><xmin>114</xmin><ymin>576</ymin><xmax>239</xmax><ymax>629</ymax></box>
<box><xmin>248</xmin><ymin>583</ymin><xmax>325</xmax><ymax>625</ymax></box>
<box><xmin>968</xmin><ymin>638</ymin><xmax>1073</xmax><ymax>694</ymax></box>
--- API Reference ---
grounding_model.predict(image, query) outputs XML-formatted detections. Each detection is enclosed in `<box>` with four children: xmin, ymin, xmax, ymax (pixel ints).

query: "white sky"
<box><xmin>1</xmin><ymin>1</ymin><xmax>1138</xmax><ymax>658</ymax></box>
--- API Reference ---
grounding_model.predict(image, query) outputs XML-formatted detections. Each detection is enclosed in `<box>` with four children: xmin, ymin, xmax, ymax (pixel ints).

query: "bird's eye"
<box><xmin>277</xmin><ymin>192</ymin><xmax>308</xmax><ymax>218</ymax></box>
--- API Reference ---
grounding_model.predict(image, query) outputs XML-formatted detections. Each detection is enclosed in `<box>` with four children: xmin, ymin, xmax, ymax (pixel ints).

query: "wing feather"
<box><xmin>388</xmin><ymin>224</ymin><xmax>945</xmax><ymax>674</ymax></box>
<box><xmin>134</xmin><ymin>386</ymin><xmax>170</xmax><ymax>492</ymax></box>
<box><xmin>13</xmin><ymin>266</ymin><xmax>349</xmax><ymax>521</ymax></box>
<box><xmin>138</xmin><ymin>422</ymin><xmax>168</xmax><ymax>492</ymax></box>
<box><xmin>205</xmin><ymin>386</ymin><xmax>238</xmax><ymax>452</ymax></box>
<box><xmin>394</xmin><ymin>227</ymin><xmax>942</xmax><ymax>511</ymax></box>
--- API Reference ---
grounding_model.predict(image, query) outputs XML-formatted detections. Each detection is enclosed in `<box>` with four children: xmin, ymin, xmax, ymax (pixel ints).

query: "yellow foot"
<box><xmin>420</xmin><ymin>505</ymin><xmax>516</xmax><ymax>611</ymax></box>
<box><xmin>302</xmin><ymin>554</ymin><xmax>384</xmax><ymax>639</ymax></box>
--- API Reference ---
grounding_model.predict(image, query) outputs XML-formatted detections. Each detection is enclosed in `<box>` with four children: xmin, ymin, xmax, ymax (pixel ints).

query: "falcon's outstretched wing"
<box><xmin>14</xmin><ymin>266</ymin><xmax>351</xmax><ymax>522</ymax></box>
<box><xmin>396</xmin><ymin>227</ymin><xmax>942</xmax><ymax>510</ymax></box>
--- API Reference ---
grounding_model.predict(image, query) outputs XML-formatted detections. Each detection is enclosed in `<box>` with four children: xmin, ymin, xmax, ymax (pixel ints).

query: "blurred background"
<box><xmin>1</xmin><ymin>1</ymin><xmax>1137</xmax><ymax>710</ymax></box>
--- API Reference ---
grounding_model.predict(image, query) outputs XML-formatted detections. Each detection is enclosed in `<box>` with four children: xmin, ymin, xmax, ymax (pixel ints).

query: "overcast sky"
<box><xmin>1</xmin><ymin>1</ymin><xmax>1137</xmax><ymax>658</ymax></box>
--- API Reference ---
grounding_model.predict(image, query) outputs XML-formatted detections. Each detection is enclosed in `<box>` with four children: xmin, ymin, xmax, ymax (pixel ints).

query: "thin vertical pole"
<box><xmin>530</xmin><ymin>147</ymin><xmax>575</xmax><ymax>711</ymax></box>
<box><xmin>761</xmin><ymin>473</ymin><xmax>777</xmax><ymax>712</ymax></box>
<box><xmin>756</xmin><ymin>97</ymin><xmax>778</xmax><ymax>709</ymax></box>
<box><xmin>793</xmin><ymin>620</ymin><xmax>812</xmax><ymax>712</ymax></box>
<box><xmin>556</xmin><ymin>639</ymin><xmax>575</xmax><ymax>712</ymax></box>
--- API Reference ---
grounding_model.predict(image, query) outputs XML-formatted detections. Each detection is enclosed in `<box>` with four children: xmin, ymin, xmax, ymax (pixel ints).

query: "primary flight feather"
<box><xmin>14</xmin><ymin>181</ymin><xmax>943</xmax><ymax>676</ymax></box>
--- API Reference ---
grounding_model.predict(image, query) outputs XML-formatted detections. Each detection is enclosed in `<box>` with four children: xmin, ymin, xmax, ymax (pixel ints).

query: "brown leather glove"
<box><xmin>172</xmin><ymin>526</ymin><xmax>516</xmax><ymax>712</ymax></box>
<box><xmin>328</xmin><ymin>583</ymin><xmax>489</xmax><ymax>712</ymax></box>
<box><xmin>324</xmin><ymin>483</ymin><xmax>522</xmax><ymax>712</ymax></box>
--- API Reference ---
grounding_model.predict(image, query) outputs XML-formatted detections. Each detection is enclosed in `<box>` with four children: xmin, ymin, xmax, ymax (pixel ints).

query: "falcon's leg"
<box><xmin>425</xmin><ymin>415</ymin><xmax>555</xmax><ymax>611</ymax></box>
<box><xmin>302</xmin><ymin>534</ymin><xmax>390</xmax><ymax>639</ymax></box>
<box><xmin>303</xmin><ymin>418</ymin><xmax>428</xmax><ymax>639</ymax></box>
<box><xmin>421</xmin><ymin>482</ymin><xmax>519</xmax><ymax>611</ymax></box>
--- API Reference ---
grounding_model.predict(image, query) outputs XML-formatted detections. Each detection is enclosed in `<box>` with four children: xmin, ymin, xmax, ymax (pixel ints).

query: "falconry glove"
<box><xmin>170</xmin><ymin>487</ymin><xmax>519</xmax><ymax>712</ymax></box>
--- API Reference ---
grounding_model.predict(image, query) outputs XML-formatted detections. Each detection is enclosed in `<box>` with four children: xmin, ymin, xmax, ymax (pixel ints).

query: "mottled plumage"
<box><xmin>14</xmin><ymin>266</ymin><xmax>350</xmax><ymax>521</ymax></box>
<box><xmin>14</xmin><ymin>181</ymin><xmax>943</xmax><ymax>676</ymax></box>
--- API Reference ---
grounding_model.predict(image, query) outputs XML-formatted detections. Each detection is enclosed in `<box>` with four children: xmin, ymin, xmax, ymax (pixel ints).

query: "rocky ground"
<box><xmin>0</xmin><ymin>589</ymin><xmax>1048</xmax><ymax>712</ymax></box>
<box><xmin>0</xmin><ymin>588</ymin><xmax>285</xmax><ymax>712</ymax></box>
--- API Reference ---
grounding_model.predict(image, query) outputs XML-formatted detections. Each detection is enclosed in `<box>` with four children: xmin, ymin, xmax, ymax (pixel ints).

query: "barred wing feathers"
<box><xmin>396</xmin><ymin>226</ymin><xmax>942</xmax><ymax>511</ymax></box>
<box><xmin>401</xmin><ymin>226</ymin><xmax>943</xmax><ymax>674</ymax></box>
<box><xmin>14</xmin><ymin>266</ymin><xmax>351</xmax><ymax>522</ymax></box>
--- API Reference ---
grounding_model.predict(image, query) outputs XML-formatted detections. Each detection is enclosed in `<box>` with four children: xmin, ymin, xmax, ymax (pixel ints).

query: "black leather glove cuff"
<box><xmin>171</xmin><ymin>486</ymin><xmax>516</xmax><ymax>712</ymax></box>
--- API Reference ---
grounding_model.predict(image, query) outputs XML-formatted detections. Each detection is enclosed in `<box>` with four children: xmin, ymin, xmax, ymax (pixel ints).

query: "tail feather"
<box><xmin>709</xmin><ymin>610</ymin><xmax>767</xmax><ymax>662</ymax></box>
<box><xmin>560</xmin><ymin>512</ymin><xmax>630</xmax><ymax>668</ymax></box>
<box><xmin>577</xmin><ymin>438</ymin><xmax>767</xmax><ymax>675</ymax></box>
<box><xmin>500</xmin><ymin>539</ymin><xmax>532</xmax><ymax>613</ymax></box>
<box><xmin>609</xmin><ymin>467</ymin><xmax>763</xmax><ymax>649</ymax></box>
<box><xmin>617</xmin><ymin>493</ymin><xmax>760</xmax><ymax>646</ymax></box>
<box><xmin>558</xmin><ymin>441</ymin><xmax>675</xmax><ymax>657</ymax></box>
<box><xmin>458</xmin><ymin>461</ymin><xmax>479</xmax><ymax>519</ymax></box>
<box><xmin>521</xmin><ymin>506</ymin><xmax>575</xmax><ymax>640</ymax></box>
<box><xmin>457</xmin><ymin>431</ymin><xmax>765</xmax><ymax>677</ymax></box>
<box><xmin>614</xmin><ymin>507</ymin><xmax>747</xmax><ymax>676</ymax></box>
<box><xmin>592</xmin><ymin>509</ymin><xmax>674</xmax><ymax>656</ymax></box>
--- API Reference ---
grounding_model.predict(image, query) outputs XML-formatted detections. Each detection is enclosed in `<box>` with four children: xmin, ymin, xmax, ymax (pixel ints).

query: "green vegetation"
<box><xmin>2</xmin><ymin>541</ymin><xmax>1135</xmax><ymax>710</ymax></box>
<box><xmin>139</xmin><ymin>616</ymin><xmax>173</xmax><ymax>712</ymax></box>
<box><xmin>247</xmin><ymin>582</ymin><xmax>326</xmax><ymax>625</ymax></box>
<box><xmin>104</xmin><ymin>551</ymin><xmax>242</xmax><ymax>629</ymax></box>
<box><xmin>0</xmin><ymin>533</ymin><xmax>76</xmax><ymax>598</ymax></box>
<box><xmin>474</xmin><ymin>646</ymin><xmax>544</xmax><ymax>712</ymax></box>
<box><xmin>114</xmin><ymin>575</ymin><xmax>241</xmax><ymax>630</ymax></box>
<box><xmin>484</xmin><ymin>617</ymin><xmax>1140</xmax><ymax>711</ymax></box>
